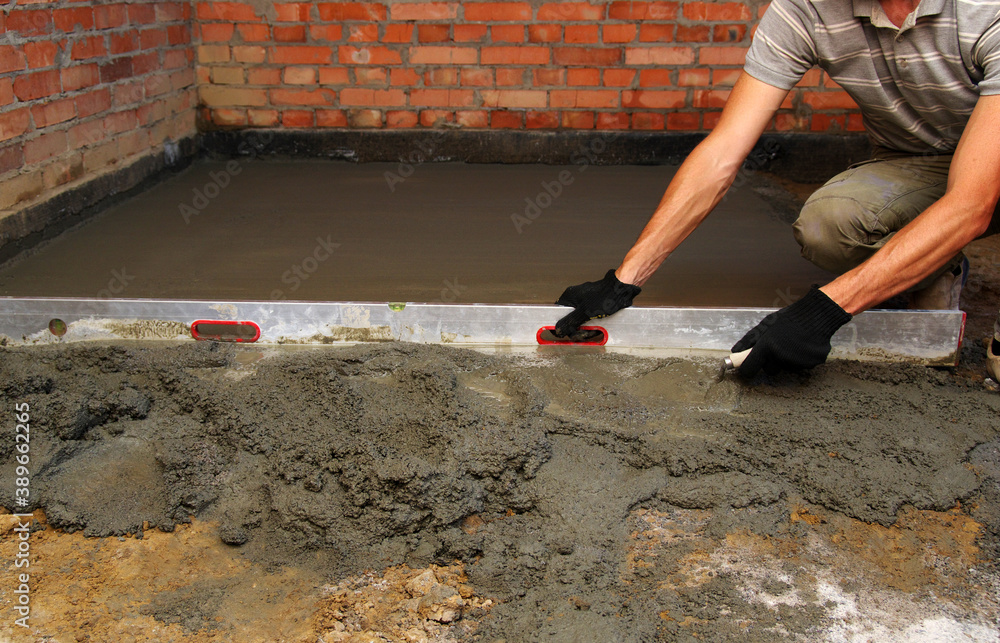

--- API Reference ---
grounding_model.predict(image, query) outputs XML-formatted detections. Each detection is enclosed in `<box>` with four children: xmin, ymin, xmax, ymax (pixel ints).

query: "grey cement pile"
<box><xmin>1</xmin><ymin>341</ymin><xmax>998</xmax><ymax>641</ymax></box>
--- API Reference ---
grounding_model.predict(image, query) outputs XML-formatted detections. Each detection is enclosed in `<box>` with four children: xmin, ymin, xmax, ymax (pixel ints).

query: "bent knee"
<box><xmin>793</xmin><ymin>195</ymin><xmax>883</xmax><ymax>275</ymax></box>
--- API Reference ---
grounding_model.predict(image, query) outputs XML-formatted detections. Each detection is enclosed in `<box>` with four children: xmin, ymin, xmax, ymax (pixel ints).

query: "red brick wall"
<box><xmin>0</xmin><ymin>0</ymin><xmax>196</xmax><ymax>212</ymax></box>
<box><xmin>195</xmin><ymin>0</ymin><xmax>862</xmax><ymax>132</ymax></box>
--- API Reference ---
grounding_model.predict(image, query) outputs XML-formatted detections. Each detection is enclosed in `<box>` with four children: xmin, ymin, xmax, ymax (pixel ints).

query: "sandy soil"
<box><xmin>1</xmin><ymin>339</ymin><xmax>998</xmax><ymax>642</ymax></box>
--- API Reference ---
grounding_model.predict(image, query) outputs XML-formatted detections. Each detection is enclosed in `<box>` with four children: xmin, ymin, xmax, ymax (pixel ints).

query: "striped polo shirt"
<box><xmin>744</xmin><ymin>0</ymin><xmax>1000</xmax><ymax>153</ymax></box>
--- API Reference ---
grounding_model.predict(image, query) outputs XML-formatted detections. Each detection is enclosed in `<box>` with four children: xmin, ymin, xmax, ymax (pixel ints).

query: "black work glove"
<box><xmin>732</xmin><ymin>285</ymin><xmax>852</xmax><ymax>377</ymax></box>
<box><xmin>554</xmin><ymin>269</ymin><xmax>641</xmax><ymax>337</ymax></box>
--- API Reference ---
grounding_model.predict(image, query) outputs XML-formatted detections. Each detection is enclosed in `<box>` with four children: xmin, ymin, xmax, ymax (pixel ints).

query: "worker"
<box><xmin>555</xmin><ymin>0</ymin><xmax>1000</xmax><ymax>380</ymax></box>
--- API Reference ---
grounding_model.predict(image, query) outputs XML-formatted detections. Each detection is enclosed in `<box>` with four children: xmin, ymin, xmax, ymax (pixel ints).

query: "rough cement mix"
<box><xmin>1</xmin><ymin>340</ymin><xmax>998</xmax><ymax>641</ymax></box>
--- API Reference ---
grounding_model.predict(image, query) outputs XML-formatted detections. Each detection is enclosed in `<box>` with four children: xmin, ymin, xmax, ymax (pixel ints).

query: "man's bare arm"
<box><xmin>822</xmin><ymin>94</ymin><xmax>1000</xmax><ymax>314</ymax></box>
<box><xmin>616</xmin><ymin>73</ymin><xmax>790</xmax><ymax>286</ymax></box>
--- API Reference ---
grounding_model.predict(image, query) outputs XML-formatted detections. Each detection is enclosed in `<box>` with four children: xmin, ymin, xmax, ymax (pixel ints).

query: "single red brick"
<box><xmin>693</xmin><ymin>89</ymin><xmax>730</xmax><ymax>108</ymax></box>
<box><xmin>156</xmin><ymin>2</ymin><xmax>187</xmax><ymax>22</ymax></box>
<box><xmin>676</xmin><ymin>68</ymin><xmax>707</xmax><ymax>86</ymax></box>
<box><xmin>274</xmin><ymin>46</ymin><xmax>333</xmax><ymax>65</ymax></box>
<box><xmin>456</xmin><ymin>110</ymin><xmax>488</xmax><ymax>127</ymax></box>
<box><xmin>168</xmin><ymin>24</ymin><xmax>192</xmax><ymax>45</ymax></box>
<box><xmin>271</xmin><ymin>88</ymin><xmax>335</xmax><ymax>105</ymax></box>
<box><xmin>54</xmin><ymin>7</ymin><xmax>95</xmax><ymax>32</ymax></box>
<box><xmin>0</xmin><ymin>79</ymin><xmax>14</xmax><ymax>108</ymax></box>
<box><xmin>454</xmin><ymin>25</ymin><xmax>488</xmax><ymax>42</ymax></box>
<box><xmin>238</xmin><ymin>23</ymin><xmax>271</xmax><ymax>41</ymax></box>
<box><xmin>528</xmin><ymin>24</ymin><xmax>562</xmax><ymax>43</ymax></box>
<box><xmin>596</xmin><ymin>111</ymin><xmax>629</xmax><ymax>129</ymax></box>
<box><xmin>667</xmin><ymin>112</ymin><xmax>699</xmax><ymax>129</ymax></box>
<box><xmin>847</xmin><ymin>113</ymin><xmax>865</xmax><ymax>131</ymax></box>
<box><xmin>713</xmin><ymin>24</ymin><xmax>747</xmax><ymax>42</ymax></box>
<box><xmin>632</xmin><ymin>112</ymin><xmax>664</xmax><ymax>130</ymax></box>
<box><xmin>383</xmin><ymin>24</ymin><xmax>414</xmax><ymax>42</ymax></box>
<box><xmin>282</xmin><ymin>109</ymin><xmax>315</xmax><ymax>127</ymax></box>
<box><xmin>338</xmin><ymin>46</ymin><xmax>401</xmax><ymax>65</ymax></box>
<box><xmin>683</xmin><ymin>2</ymin><xmax>752</xmax><ymax>21</ymax></box>
<box><xmin>24</xmin><ymin>42</ymin><xmax>58</xmax><ymax>69</ymax></box>
<box><xmin>8</xmin><ymin>10</ymin><xmax>53</xmax><ymax>37</ymax></box>
<box><xmin>533</xmin><ymin>68</ymin><xmax>565</xmax><ymax>86</ymax></box>
<box><xmin>461</xmin><ymin>68</ymin><xmax>494</xmax><ymax>86</ymax></box>
<box><xmin>495</xmin><ymin>68</ymin><xmax>524</xmax><ymax>85</ymax></box>
<box><xmin>697</xmin><ymin>46</ymin><xmax>747</xmax><ymax>65</ymax></box>
<box><xmin>316</xmin><ymin>109</ymin><xmax>348</xmax><ymax>127</ymax></box>
<box><xmin>110</xmin><ymin>31</ymin><xmax>140</xmax><ymax>54</ymax></box>
<box><xmin>465</xmin><ymin>2</ymin><xmax>532</xmax><ymax>21</ymax></box>
<box><xmin>811</xmin><ymin>113</ymin><xmax>845</xmax><ymax>131</ymax></box>
<box><xmin>71</xmin><ymin>36</ymin><xmax>108</xmax><ymax>61</ymax></box>
<box><xmin>95</xmin><ymin>4</ymin><xmax>128</xmax><ymax>30</ymax></box>
<box><xmin>24</xmin><ymin>130</ymin><xmax>68</xmax><ymax>164</ymax></box>
<box><xmin>565</xmin><ymin>25</ymin><xmax>599</xmax><ymax>44</ymax></box>
<box><xmin>373</xmin><ymin>89</ymin><xmax>407</xmax><ymax>106</ymax></box>
<box><xmin>425</xmin><ymin>68</ymin><xmax>459</xmax><ymax>85</ymax></box>
<box><xmin>201</xmin><ymin>23</ymin><xmax>235</xmax><ymax>42</ymax></box>
<box><xmin>526</xmin><ymin>110</ymin><xmax>559</xmax><ymax>128</ymax></box>
<box><xmin>561</xmin><ymin>111</ymin><xmax>595</xmax><ymax>129</ymax></box>
<box><xmin>247</xmin><ymin>67</ymin><xmax>281</xmax><ymax>84</ymax></box>
<box><xmin>677</xmin><ymin>25</ymin><xmax>710</xmax><ymax>42</ymax></box>
<box><xmin>713</xmin><ymin>68</ymin><xmax>741</xmax><ymax>86</ymax></box>
<box><xmin>212</xmin><ymin>108</ymin><xmax>248</xmax><ymax>127</ymax></box>
<box><xmin>233</xmin><ymin>45</ymin><xmax>266</xmax><ymax>63</ymax></box>
<box><xmin>622</xmin><ymin>90</ymin><xmax>685</xmax><ymax>108</ymax></box>
<box><xmin>275</xmin><ymin>25</ymin><xmax>307</xmax><ymax>42</ymax></box>
<box><xmin>703</xmin><ymin>111</ymin><xmax>723</xmax><ymax>129</ymax></box>
<box><xmin>14</xmin><ymin>70</ymin><xmax>61</xmax><ymax>101</ymax></box>
<box><xmin>553</xmin><ymin>47</ymin><xmax>621</xmax><ymax>66</ymax></box>
<box><xmin>164</xmin><ymin>49</ymin><xmax>190</xmax><ymax>69</ymax></box>
<box><xmin>386</xmin><ymin>110</ymin><xmax>419</xmax><ymax>128</ymax></box>
<box><xmin>310</xmin><ymin>25</ymin><xmax>344</xmax><ymax>41</ymax></box>
<box><xmin>603</xmin><ymin>24</ymin><xmax>636</xmax><ymax>44</ymax></box>
<box><xmin>626</xmin><ymin>46</ymin><xmax>694</xmax><ymax>65</ymax></box>
<box><xmin>317</xmin><ymin>3</ymin><xmax>388</xmax><ymax>21</ymax></box>
<box><xmin>0</xmin><ymin>108</ymin><xmax>32</xmax><ymax>143</ymax></box>
<box><xmin>197</xmin><ymin>2</ymin><xmax>259</xmax><ymax>21</ymax></box>
<box><xmin>128</xmin><ymin>3</ymin><xmax>157</xmax><ymax>24</ymax></box>
<box><xmin>639</xmin><ymin>24</ymin><xmax>674</xmax><ymax>42</ymax></box>
<box><xmin>348</xmin><ymin>24</ymin><xmax>380</xmax><ymax>42</ymax></box>
<box><xmin>68</xmin><ymin>119</ymin><xmax>105</xmax><ymax>149</ymax></box>
<box><xmin>604</xmin><ymin>69</ymin><xmax>635</xmax><ymax>86</ymax></box>
<box><xmin>490</xmin><ymin>110</ymin><xmax>522</xmax><ymax>128</ymax></box>
<box><xmin>348</xmin><ymin>109</ymin><xmax>383</xmax><ymax>127</ymax></box>
<box><xmin>141</xmin><ymin>28</ymin><xmax>168</xmax><ymax>49</ymax></box>
<box><xmin>608</xmin><ymin>1</ymin><xmax>679</xmax><ymax>19</ymax></box>
<box><xmin>284</xmin><ymin>66</ymin><xmax>317</xmax><ymax>84</ymax></box>
<box><xmin>132</xmin><ymin>52</ymin><xmax>159</xmax><ymax>75</ymax></box>
<box><xmin>567</xmin><ymin>68</ymin><xmax>600</xmax><ymax>86</ymax></box>
<box><xmin>0</xmin><ymin>46</ymin><xmax>26</xmax><ymax>74</ymax></box>
<box><xmin>419</xmin><ymin>109</ymin><xmax>455</xmax><ymax>126</ymax></box>
<box><xmin>31</xmin><ymin>97</ymin><xmax>77</xmax><ymax>127</ymax></box>
<box><xmin>276</xmin><ymin>3</ymin><xmax>312</xmax><ymax>21</ymax></box>
<box><xmin>339</xmin><ymin>88</ymin><xmax>374</xmax><ymax>105</ymax></box>
<box><xmin>248</xmin><ymin>109</ymin><xmax>280</xmax><ymax>126</ymax></box>
<box><xmin>482</xmin><ymin>46</ymin><xmax>548</xmax><ymax>65</ymax></box>
<box><xmin>390</xmin><ymin>68</ymin><xmax>422</xmax><ymax>85</ymax></box>
<box><xmin>418</xmin><ymin>24</ymin><xmax>451</xmax><ymax>42</ymax></box>
<box><xmin>390</xmin><ymin>3</ymin><xmax>459</xmax><ymax>20</ymax></box>
<box><xmin>803</xmin><ymin>91</ymin><xmax>858</xmax><ymax>110</ymax></box>
<box><xmin>537</xmin><ymin>3</ymin><xmax>605</xmax><ymax>20</ymax></box>
<box><xmin>355</xmin><ymin>67</ymin><xmax>388</xmax><ymax>84</ymax></box>
<box><xmin>481</xmin><ymin>89</ymin><xmax>545</xmax><ymax>108</ymax></box>
<box><xmin>410</xmin><ymin>46</ymin><xmax>477</xmax><ymax>64</ymax></box>
<box><xmin>491</xmin><ymin>25</ymin><xmax>525</xmax><ymax>42</ymax></box>
<box><xmin>76</xmin><ymin>88</ymin><xmax>112</xmax><ymax>118</ymax></box>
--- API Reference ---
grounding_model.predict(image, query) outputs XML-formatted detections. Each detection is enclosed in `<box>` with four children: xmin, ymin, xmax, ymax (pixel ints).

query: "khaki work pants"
<box><xmin>791</xmin><ymin>149</ymin><xmax>1000</xmax><ymax>339</ymax></box>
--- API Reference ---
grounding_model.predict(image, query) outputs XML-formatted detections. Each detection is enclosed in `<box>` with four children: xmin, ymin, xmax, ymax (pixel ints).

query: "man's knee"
<box><xmin>793</xmin><ymin>194</ymin><xmax>879</xmax><ymax>274</ymax></box>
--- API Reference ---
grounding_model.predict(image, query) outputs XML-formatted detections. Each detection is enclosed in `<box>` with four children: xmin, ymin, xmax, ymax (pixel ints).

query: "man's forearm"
<box><xmin>821</xmin><ymin>191</ymin><xmax>994</xmax><ymax>315</ymax></box>
<box><xmin>616</xmin><ymin>138</ymin><xmax>743</xmax><ymax>286</ymax></box>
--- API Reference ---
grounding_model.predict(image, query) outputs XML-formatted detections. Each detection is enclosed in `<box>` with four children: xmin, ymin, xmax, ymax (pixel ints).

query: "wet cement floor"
<box><xmin>0</xmin><ymin>160</ymin><xmax>832</xmax><ymax>307</ymax></box>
